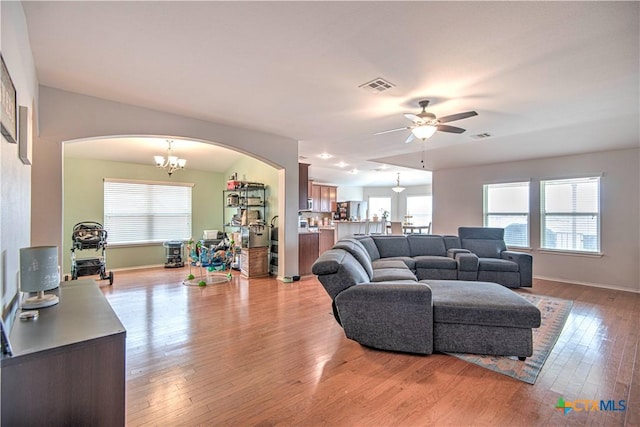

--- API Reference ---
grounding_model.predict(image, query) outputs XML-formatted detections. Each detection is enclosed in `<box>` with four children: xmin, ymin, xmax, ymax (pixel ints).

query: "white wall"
<box><xmin>1</xmin><ymin>2</ymin><xmax>39</xmax><ymax>325</ymax></box>
<box><xmin>336</xmin><ymin>186</ymin><xmax>363</xmax><ymax>202</ymax></box>
<box><xmin>32</xmin><ymin>87</ymin><xmax>301</xmax><ymax>279</ymax></box>
<box><xmin>433</xmin><ymin>148</ymin><xmax>639</xmax><ymax>293</ymax></box>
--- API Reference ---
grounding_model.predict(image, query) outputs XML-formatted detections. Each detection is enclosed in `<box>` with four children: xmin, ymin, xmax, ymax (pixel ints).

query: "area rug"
<box><xmin>447</xmin><ymin>293</ymin><xmax>573</xmax><ymax>384</ymax></box>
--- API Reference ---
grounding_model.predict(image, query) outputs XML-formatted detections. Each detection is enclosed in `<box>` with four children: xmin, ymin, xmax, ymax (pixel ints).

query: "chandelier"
<box><xmin>392</xmin><ymin>173</ymin><xmax>405</xmax><ymax>193</ymax></box>
<box><xmin>411</xmin><ymin>123</ymin><xmax>438</xmax><ymax>140</ymax></box>
<box><xmin>154</xmin><ymin>140</ymin><xmax>186</xmax><ymax>176</ymax></box>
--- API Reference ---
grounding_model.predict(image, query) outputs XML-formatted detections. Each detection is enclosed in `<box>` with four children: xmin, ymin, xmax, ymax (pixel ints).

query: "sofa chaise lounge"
<box><xmin>311</xmin><ymin>228</ymin><xmax>540</xmax><ymax>357</ymax></box>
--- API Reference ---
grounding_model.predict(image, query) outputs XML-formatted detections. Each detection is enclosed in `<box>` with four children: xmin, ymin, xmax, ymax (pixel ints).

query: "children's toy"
<box><xmin>182</xmin><ymin>238</ymin><xmax>233</xmax><ymax>286</ymax></box>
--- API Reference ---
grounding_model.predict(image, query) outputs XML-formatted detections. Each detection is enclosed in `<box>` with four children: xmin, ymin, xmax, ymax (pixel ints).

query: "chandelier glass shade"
<box><xmin>392</xmin><ymin>173</ymin><xmax>405</xmax><ymax>193</ymax></box>
<box><xmin>154</xmin><ymin>140</ymin><xmax>186</xmax><ymax>176</ymax></box>
<box><xmin>411</xmin><ymin>124</ymin><xmax>438</xmax><ymax>140</ymax></box>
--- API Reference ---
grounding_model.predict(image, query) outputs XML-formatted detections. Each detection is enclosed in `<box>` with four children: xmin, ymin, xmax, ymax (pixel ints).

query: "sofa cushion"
<box><xmin>372</xmin><ymin>268</ymin><xmax>418</xmax><ymax>282</ymax></box>
<box><xmin>413</xmin><ymin>255</ymin><xmax>457</xmax><ymax>270</ymax></box>
<box><xmin>407</xmin><ymin>235</ymin><xmax>447</xmax><ymax>257</ymax></box>
<box><xmin>461</xmin><ymin>239</ymin><xmax>506</xmax><ymax>258</ymax></box>
<box><xmin>333</xmin><ymin>239</ymin><xmax>374</xmax><ymax>279</ymax></box>
<box><xmin>424</xmin><ymin>280</ymin><xmax>540</xmax><ymax>328</ymax></box>
<box><xmin>372</xmin><ymin>259</ymin><xmax>410</xmax><ymax>270</ymax></box>
<box><xmin>354</xmin><ymin>236</ymin><xmax>381</xmax><ymax>261</ymax></box>
<box><xmin>442</xmin><ymin>235</ymin><xmax>462</xmax><ymax>250</ymax></box>
<box><xmin>371</xmin><ymin>235</ymin><xmax>411</xmax><ymax>258</ymax></box>
<box><xmin>478</xmin><ymin>258</ymin><xmax>519</xmax><ymax>272</ymax></box>
<box><xmin>380</xmin><ymin>256</ymin><xmax>416</xmax><ymax>270</ymax></box>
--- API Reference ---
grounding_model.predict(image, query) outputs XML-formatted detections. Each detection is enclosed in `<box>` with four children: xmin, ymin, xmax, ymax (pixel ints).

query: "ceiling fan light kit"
<box><xmin>376</xmin><ymin>99</ymin><xmax>478</xmax><ymax>142</ymax></box>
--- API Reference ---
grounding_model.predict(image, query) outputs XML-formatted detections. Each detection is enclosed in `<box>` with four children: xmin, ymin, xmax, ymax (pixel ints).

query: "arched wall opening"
<box><xmin>32</xmin><ymin>86</ymin><xmax>299</xmax><ymax>280</ymax></box>
<box><xmin>61</xmin><ymin>135</ymin><xmax>281</xmax><ymax>274</ymax></box>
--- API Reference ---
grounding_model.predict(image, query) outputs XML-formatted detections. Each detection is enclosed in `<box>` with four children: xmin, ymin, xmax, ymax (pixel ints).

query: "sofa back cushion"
<box><xmin>458</xmin><ymin>227</ymin><xmax>507</xmax><ymax>258</ymax></box>
<box><xmin>354</xmin><ymin>236</ymin><xmax>381</xmax><ymax>261</ymax></box>
<box><xmin>311</xmin><ymin>249</ymin><xmax>370</xmax><ymax>299</ymax></box>
<box><xmin>333</xmin><ymin>239</ymin><xmax>374</xmax><ymax>279</ymax></box>
<box><xmin>371</xmin><ymin>235</ymin><xmax>411</xmax><ymax>259</ymax></box>
<box><xmin>442</xmin><ymin>235</ymin><xmax>462</xmax><ymax>250</ymax></box>
<box><xmin>407</xmin><ymin>235</ymin><xmax>447</xmax><ymax>256</ymax></box>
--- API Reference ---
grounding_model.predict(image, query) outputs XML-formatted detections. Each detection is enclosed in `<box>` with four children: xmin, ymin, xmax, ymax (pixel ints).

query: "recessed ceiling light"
<box><xmin>470</xmin><ymin>132</ymin><xmax>493</xmax><ymax>140</ymax></box>
<box><xmin>336</xmin><ymin>161</ymin><xmax>348</xmax><ymax>168</ymax></box>
<box><xmin>318</xmin><ymin>153</ymin><xmax>333</xmax><ymax>159</ymax></box>
<box><xmin>349</xmin><ymin>169</ymin><xmax>359</xmax><ymax>174</ymax></box>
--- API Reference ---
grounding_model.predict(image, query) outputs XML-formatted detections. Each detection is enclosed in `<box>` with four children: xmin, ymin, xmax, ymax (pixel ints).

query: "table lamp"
<box><xmin>20</xmin><ymin>246</ymin><xmax>60</xmax><ymax>309</ymax></box>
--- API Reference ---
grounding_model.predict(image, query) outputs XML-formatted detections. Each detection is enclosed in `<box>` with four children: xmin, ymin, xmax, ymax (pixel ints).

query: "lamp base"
<box><xmin>21</xmin><ymin>292</ymin><xmax>59</xmax><ymax>309</ymax></box>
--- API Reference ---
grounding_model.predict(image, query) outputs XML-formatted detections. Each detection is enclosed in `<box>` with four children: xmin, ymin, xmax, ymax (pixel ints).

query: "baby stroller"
<box><xmin>67</xmin><ymin>221</ymin><xmax>114</xmax><ymax>285</ymax></box>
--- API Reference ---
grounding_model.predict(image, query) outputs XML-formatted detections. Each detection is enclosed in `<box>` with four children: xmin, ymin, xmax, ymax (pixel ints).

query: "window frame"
<box><xmin>103</xmin><ymin>178</ymin><xmax>194</xmax><ymax>247</ymax></box>
<box><xmin>540</xmin><ymin>175</ymin><xmax>602</xmax><ymax>255</ymax></box>
<box><xmin>483</xmin><ymin>181</ymin><xmax>530</xmax><ymax>248</ymax></box>
<box><xmin>405</xmin><ymin>195</ymin><xmax>432</xmax><ymax>228</ymax></box>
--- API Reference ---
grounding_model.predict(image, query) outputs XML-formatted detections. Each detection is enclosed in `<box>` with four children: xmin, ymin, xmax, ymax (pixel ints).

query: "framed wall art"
<box><xmin>1</xmin><ymin>54</ymin><xmax>17</xmax><ymax>144</ymax></box>
<box><xmin>18</xmin><ymin>105</ymin><xmax>32</xmax><ymax>164</ymax></box>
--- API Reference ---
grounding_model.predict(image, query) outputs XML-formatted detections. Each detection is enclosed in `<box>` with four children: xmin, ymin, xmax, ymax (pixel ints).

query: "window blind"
<box><xmin>483</xmin><ymin>182</ymin><xmax>530</xmax><ymax>247</ymax></box>
<box><xmin>104</xmin><ymin>179</ymin><xmax>193</xmax><ymax>245</ymax></box>
<box><xmin>540</xmin><ymin>176</ymin><xmax>600</xmax><ymax>252</ymax></box>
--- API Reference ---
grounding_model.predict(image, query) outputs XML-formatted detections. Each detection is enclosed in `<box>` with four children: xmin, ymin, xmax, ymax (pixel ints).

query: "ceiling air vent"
<box><xmin>359</xmin><ymin>77</ymin><xmax>395</xmax><ymax>93</ymax></box>
<box><xmin>470</xmin><ymin>132</ymin><xmax>493</xmax><ymax>140</ymax></box>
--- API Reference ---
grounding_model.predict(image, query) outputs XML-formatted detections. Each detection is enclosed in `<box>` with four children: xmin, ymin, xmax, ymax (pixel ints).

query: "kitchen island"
<box><xmin>334</xmin><ymin>220</ymin><xmax>386</xmax><ymax>240</ymax></box>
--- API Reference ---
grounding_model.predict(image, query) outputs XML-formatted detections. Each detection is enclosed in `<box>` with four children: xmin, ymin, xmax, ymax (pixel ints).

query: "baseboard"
<box><xmin>534</xmin><ymin>275</ymin><xmax>640</xmax><ymax>294</ymax></box>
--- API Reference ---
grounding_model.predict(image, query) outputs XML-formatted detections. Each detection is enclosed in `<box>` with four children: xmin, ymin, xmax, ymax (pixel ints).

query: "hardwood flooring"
<box><xmin>100</xmin><ymin>268</ymin><xmax>639</xmax><ymax>426</ymax></box>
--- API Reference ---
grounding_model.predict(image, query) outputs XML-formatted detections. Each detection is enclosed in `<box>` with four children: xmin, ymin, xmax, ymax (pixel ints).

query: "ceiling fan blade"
<box><xmin>374</xmin><ymin>127</ymin><xmax>409</xmax><ymax>136</ymax></box>
<box><xmin>438</xmin><ymin>111</ymin><xmax>478</xmax><ymax>123</ymax></box>
<box><xmin>437</xmin><ymin>124</ymin><xmax>466</xmax><ymax>134</ymax></box>
<box><xmin>405</xmin><ymin>133</ymin><xmax>416</xmax><ymax>144</ymax></box>
<box><xmin>404</xmin><ymin>113</ymin><xmax>422</xmax><ymax>123</ymax></box>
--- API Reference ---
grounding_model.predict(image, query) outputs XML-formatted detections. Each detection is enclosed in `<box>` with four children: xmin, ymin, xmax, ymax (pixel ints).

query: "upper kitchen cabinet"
<box><xmin>299</xmin><ymin>163</ymin><xmax>309</xmax><ymax>211</ymax></box>
<box><xmin>311</xmin><ymin>183</ymin><xmax>337</xmax><ymax>213</ymax></box>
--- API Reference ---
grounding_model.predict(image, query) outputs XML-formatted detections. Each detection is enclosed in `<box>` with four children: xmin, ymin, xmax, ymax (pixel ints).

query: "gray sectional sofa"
<box><xmin>311</xmin><ymin>227</ymin><xmax>540</xmax><ymax>357</ymax></box>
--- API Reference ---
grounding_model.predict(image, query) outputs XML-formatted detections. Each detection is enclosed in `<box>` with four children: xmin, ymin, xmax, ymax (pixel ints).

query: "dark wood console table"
<box><xmin>1</xmin><ymin>280</ymin><xmax>126</xmax><ymax>426</ymax></box>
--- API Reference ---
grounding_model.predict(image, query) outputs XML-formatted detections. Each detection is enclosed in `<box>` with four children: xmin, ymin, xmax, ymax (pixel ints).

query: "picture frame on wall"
<box><xmin>1</xmin><ymin>54</ymin><xmax>18</xmax><ymax>144</ymax></box>
<box><xmin>18</xmin><ymin>105</ymin><xmax>32</xmax><ymax>165</ymax></box>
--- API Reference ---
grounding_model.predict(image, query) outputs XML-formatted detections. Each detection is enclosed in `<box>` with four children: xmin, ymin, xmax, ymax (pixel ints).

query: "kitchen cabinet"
<box><xmin>298</xmin><ymin>232</ymin><xmax>319</xmax><ymax>276</ymax></box>
<box><xmin>299</xmin><ymin>163</ymin><xmax>309</xmax><ymax>211</ymax></box>
<box><xmin>319</xmin><ymin>228</ymin><xmax>335</xmax><ymax>255</ymax></box>
<box><xmin>311</xmin><ymin>184</ymin><xmax>337</xmax><ymax>213</ymax></box>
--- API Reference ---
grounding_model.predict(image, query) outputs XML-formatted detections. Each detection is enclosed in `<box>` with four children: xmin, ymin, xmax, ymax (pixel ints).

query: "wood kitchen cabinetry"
<box><xmin>299</xmin><ymin>163</ymin><xmax>309</xmax><ymax>211</ymax></box>
<box><xmin>319</xmin><ymin>228</ymin><xmax>336</xmax><ymax>255</ymax></box>
<box><xmin>311</xmin><ymin>184</ymin><xmax>337</xmax><ymax>213</ymax></box>
<box><xmin>298</xmin><ymin>232</ymin><xmax>319</xmax><ymax>276</ymax></box>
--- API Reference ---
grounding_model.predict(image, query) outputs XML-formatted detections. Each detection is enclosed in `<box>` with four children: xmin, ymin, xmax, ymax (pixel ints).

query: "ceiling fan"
<box><xmin>375</xmin><ymin>100</ymin><xmax>478</xmax><ymax>143</ymax></box>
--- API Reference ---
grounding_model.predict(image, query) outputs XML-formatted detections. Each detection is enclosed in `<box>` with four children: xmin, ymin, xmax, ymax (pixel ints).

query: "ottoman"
<box><xmin>423</xmin><ymin>280</ymin><xmax>541</xmax><ymax>359</ymax></box>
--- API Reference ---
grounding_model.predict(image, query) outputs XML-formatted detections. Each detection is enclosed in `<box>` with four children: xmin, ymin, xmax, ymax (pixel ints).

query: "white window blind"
<box><xmin>104</xmin><ymin>179</ymin><xmax>193</xmax><ymax>245</ymax></box>
<box><xmin>406</xmin><ymin>195</ymin><xmax>432</xmax><ymax>228</ymax></box>
<box><xmin>483</xmin><ymin>182</ymin><xmax>529</xmax><ymax>247</ymax></box>
<box><xmin>541</xmin><ymin>176</ymin><xmax>600</xmax><ymax>252</ymax></box>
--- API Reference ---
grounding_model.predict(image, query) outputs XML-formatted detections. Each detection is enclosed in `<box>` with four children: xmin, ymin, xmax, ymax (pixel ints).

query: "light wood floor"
<box><xmin>99</xmin><ymin>268</ymin><xmax>639</xmax><ymax>426</ymax></box>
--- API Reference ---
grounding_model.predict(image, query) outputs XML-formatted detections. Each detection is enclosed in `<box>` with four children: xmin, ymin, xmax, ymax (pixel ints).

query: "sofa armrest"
<box><xmin>335</xmin><ymin>283</ymin><xmax>433</xmax><ymax>354</ymax></box>
<box><xmin>447</xmin><ymin>248</ymin><xmax>471</xmax><ymax>259</ymax></box>
<box><xmin>501</xmin><ymin>250</ymin><xmax>533</xmax><ymax>287</ymax></box>
<box><xmin>456</xmin><ymin>252</ymin><xmax>479</xmax><ymax>272</ymax></box>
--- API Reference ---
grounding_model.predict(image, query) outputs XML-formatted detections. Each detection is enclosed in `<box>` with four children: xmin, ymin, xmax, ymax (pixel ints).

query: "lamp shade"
<box><xmin>20</xmin><ymin>246</ymin><xmax>59</xmax><ymax>293</ymax></box>
<box><xmin>411</xmin><ymin>124</ymin><xmax>438</xmax><ymax>140</ymax></box>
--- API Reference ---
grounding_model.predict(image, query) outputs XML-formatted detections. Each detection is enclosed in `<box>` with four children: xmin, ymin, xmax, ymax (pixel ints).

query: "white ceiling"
<box><xmin>24</xmin><ymin>1</ymin><xmax>639</xmax><ymax>187</ymax></box>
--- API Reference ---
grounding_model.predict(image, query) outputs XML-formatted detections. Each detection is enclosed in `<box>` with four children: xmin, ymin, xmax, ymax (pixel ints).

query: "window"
<box><xmin>483</xmin><ymin>182</ymin><xmax>529</xmax><ymax>247</ymax></box>
<box><xmin>406</xmin><ymin>195</ymin><xmax>432</xmax><ymax>227</ymax></box>
<box><xmin>104</xmin><ymin>179</ymin><xmax>193</xmax><ymax>245</ymax></box>
<box><xmin>541</xmin><ymin>176</ymin><xmax>600</xmax><ymax>253</ymax></box>
<box><xmin>368</xmin><ymin>197</ymin><xmax>391</xmax><ymax>220</ymax></box>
